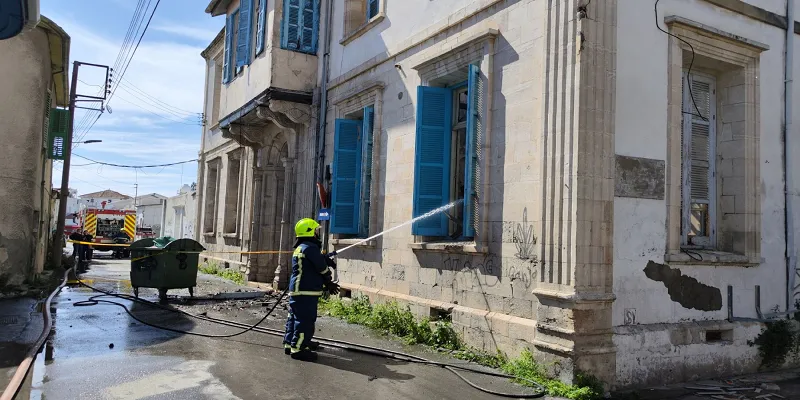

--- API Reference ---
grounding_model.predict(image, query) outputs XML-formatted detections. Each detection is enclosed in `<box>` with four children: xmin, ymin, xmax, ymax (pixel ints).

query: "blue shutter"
<box><xmin>367</xmin><ymin>0</ymin><xmax>379</xmax><ymax>19</ymax></box>
<box><xmin>300</xmin><ymin>0</ymin><xmax>319</xmax><ymax>54</ymax></box>
<box><xmin>463</xmin><ymin>64</ymin><xmax>482</xmax><ymax>238</ymax></box>
<box><xmin>412</xmin><ymin>86</ymin><xmax>452</xmax><ymax>236</ymax></box>
<box><xmin>237</xmin><ymin>0</ymin><xmax>253</xmax><ymax>67</ymax></box>
<box><xmin>281</xmin><ymin>0</ymin><xmax>301</xmax><ymax>50</ymax></box>
<box><xmin>331</xmin><ymin>119</ymin><xmax>363</xmax><ymax>234</ymax></box>
<box><xmin>359</xmin><ymin>106</ymin><xmax>375</xmax><ymax>236</ymax></box>
<box><xmin>223</xmin><ymin>14</ymin><xmax>233</xmax><ymax>83</ymax></box>
<box><xmin>255</xmin><ymin>0</ymin><xmax>267</xmax><ymax>55</ymax></box>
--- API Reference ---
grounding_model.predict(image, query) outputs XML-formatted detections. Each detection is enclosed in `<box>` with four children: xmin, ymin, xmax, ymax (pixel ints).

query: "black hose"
<box><xmin>72</xmin><ymin>279</ymin><xmax>546</xmax><ymax>398</ymax></box>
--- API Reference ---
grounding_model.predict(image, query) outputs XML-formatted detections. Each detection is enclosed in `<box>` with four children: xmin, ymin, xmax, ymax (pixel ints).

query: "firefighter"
<box><xmin>82</xmin><ymin>230</ymin><xmax>94</xmax><ymax>262</ymax></box>
<box><xmin>69</xmin><ymin>230</ymin><xmax>83</xmax><ymax>263</ymax></box>
<box><xmin>283</xmin><ymin>218</ymin><xmax>339</xmax><ymax>361</ymax></box>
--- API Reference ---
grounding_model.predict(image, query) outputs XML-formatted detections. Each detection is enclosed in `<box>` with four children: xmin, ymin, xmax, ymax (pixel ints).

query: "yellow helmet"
<box><xmin>295</xmin><ymin>218</ymin><xmax>320</xmax><ymax>238</ymax></box>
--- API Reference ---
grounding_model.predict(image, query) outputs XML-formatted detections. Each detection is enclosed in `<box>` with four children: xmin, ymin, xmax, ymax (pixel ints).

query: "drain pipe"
<box><xmin>785</xmin><ymin>0</ymin><xmax>796</xmax><ymax>312</ymax></box>
<box><xmin>314</xmin><ymin>0</ymin><xmax>335</xmax><ymax>251</ymax></box>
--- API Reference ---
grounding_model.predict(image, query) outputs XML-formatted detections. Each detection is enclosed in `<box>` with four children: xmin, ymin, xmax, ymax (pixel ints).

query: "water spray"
<box><xmin>330</xmin><ymin>199</ymin><xmax>464</xmax><ymax>257</ymax></box>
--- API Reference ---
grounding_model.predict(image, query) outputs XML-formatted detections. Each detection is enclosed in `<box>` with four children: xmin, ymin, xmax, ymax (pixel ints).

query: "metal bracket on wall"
<box><xmin>727</xmin><ymin>285</ymin><xmax>800</xmax><ymax>322</ymax></box>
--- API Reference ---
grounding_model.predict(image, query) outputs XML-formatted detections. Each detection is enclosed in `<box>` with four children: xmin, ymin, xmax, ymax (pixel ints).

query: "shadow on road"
<box><xmin>316</xmin><ymin>351</ymin><xmax>416</xmax><ymax>381</ymax></box>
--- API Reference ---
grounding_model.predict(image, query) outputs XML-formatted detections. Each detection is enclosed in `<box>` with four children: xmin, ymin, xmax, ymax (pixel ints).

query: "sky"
<box><xmin>44</xmin><ymin>0</ymin><xmax>224</xmax><ymax>198</ymax></box>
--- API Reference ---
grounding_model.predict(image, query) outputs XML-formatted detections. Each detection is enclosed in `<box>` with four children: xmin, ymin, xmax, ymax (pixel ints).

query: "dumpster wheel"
<box><xmin>72</xmin><ymin>278</ymin><xmax>547</xmax><ymax>399</ymax></box>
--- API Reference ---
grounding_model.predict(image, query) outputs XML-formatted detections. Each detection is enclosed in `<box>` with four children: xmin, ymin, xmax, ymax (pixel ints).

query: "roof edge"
<box><xmin>38</xmin><ymin>15</ymin><xmax>70</xmax><ymax>107</ymax></box>
<box><xmin>201</xmin><ymin>27</ymin><xmax>225</xmax><ymax>59</ymax></box>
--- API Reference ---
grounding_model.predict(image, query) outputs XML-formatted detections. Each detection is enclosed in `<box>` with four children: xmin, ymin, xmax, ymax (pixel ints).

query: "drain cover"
<box><xmin>0</xmin><ymin>316</ymin><xmax>19</xmax><ymax>325</ymax></box>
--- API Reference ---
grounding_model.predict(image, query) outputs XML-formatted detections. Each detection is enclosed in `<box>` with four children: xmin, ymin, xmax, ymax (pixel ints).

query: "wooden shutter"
<box><xmin>223</xmin><ymin>14</ymin><xmax>233</xmax><ymax>83</ymax></box>
<box><xmin>255</xmin><ymin>0</ymin><xmax>267</xmax><ymax>55</ymax></box>
<box><xmin>42</xmin><ymin>91</ymin><xmax>51</xmax><ymax>150</ymax></box>
<box><xmin>367</xmin><ymin>0</ymin><xmax>379</xmax><ymax>19</ymax></box>
<box><xmin>412</xmin><ymin>86</ymin><xmax>452</xmax><ymax>236</ymax></box>
<box><xmin>359</xmin><ymin>106</ymin><xmax>375</xmax><ymax>236</ymax></box>
<box><xmin>48</xmin><ymin>108</ymin><xmax>69</xmax><ymax>160</ymax></box>
<box><xmin>681</xmin><ymin>73</ymin><xmax>716</xmax><ymax>244</ymax></box>
<box><xmin>331</xmin><ymin>119</ymin><xmax>363</xmax><ymax>234</ymax></box>
<box><xmin>300</xmin><ymin>0</ymin><xmax>318</xmax><ymax>53</ymax></box>
<box><xmin>282</xmin><ymin>0</ymin><xmax>301</xmax><ymax>50</ymax></box>
<box><xmin>236</xmin><ymin>0</ymin><xmax>253</xmax><ymax>67</ymax></box>
<box><xmin>463</xmin><ymin>64</ymin><xmax>483</xmax><ymax>238</ymax></box>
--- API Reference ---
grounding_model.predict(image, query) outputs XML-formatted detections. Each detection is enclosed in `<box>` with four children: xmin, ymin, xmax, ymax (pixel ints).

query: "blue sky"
<box><xmin>44</xmin><ymin>0</ymin><xmax>223</xmax><ymax>198</ymax></box>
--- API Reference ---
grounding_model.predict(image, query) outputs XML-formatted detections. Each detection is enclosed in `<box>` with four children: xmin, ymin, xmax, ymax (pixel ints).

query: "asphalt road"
<box><xmin>22</xmin><ymin>254</ymin><xmax>532</xmax><ymax>400</ymax></box>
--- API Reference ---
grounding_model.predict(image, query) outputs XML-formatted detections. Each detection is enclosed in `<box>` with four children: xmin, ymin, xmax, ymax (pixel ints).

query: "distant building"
<box><xmin>164</xmin><ymin>184</ymin><xmax>197</xmax><ymax>239</ymax></box>
<box><xmin>0</xmin><ymin>15</ymin><xmax>70</xmax><ymax>288</ymax></box>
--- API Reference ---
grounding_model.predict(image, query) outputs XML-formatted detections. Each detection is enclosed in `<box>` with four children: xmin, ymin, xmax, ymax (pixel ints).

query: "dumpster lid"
<box><xmin>130</xmin><ymin>238</ymin><xmax>155</xmax><ymax>249</ymax></box>
<box><xmin>163</xmin><ymin>238</ymin><xmax>206</xmax><ymax>252</ymax></box>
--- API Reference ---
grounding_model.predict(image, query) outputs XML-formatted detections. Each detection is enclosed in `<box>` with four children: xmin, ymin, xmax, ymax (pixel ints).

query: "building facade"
<box><xmin>197</xmin><ymin>0</ymin><xmax>800</xmax><ymax>389</ymax></box>
<box><xmin>0</xmin><ymin>16</ymin><xmax>70</xmax><ymax>288</ymax></box>
<box><xmin>163</xmin><ymin>184</ymin><xmax>198</xmax><ymax>240</ymax></box>
<box><xmin>197</xmin><ymin>0</ymin><xmax>320</xmax><ymax>286</ymax></box>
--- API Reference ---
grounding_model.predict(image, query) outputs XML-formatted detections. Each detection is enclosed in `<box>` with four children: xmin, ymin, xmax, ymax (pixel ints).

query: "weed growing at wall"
<box><xmin>198</xmin><ymin>261</ymin><xmax>244</xmax><ymax>285</ymax></box>
<box><xmin>319</xmin><ymin>295</ymin><xmax>603</xmax><ymax>400</ymax></box>
<box><xmin>748</xmin><ymin>318</ymin><xmax>800</xmax><ymax>369</ymax></box>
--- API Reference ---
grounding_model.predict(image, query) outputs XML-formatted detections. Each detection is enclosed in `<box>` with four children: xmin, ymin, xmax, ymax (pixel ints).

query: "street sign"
<box><xmin>317</xmin><ymin>208</ymin><xmax>330</xmax><ymax>221</ymax></box>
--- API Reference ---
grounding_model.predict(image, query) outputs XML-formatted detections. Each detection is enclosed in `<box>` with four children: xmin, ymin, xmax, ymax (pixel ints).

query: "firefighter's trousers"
<box><xmin>283</xmin><ymin>295</ymin><xmax>319</xmax><ymax>353</ymax></box>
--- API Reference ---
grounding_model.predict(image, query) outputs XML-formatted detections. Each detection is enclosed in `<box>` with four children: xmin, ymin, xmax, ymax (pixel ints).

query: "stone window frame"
<box><xmin>329</xmin><ymin>83</ymin><xmax>385</xmax><ymax>247</ymax></box>
<box><xmin>223</xmin><ymin>148</ymin><xmax>244</xmax><ymax>237</ymax></box>
<box><xmin>203</xmin><ymin>157</ymin><xmax>222</xmax><ymax>236</ymax></box>
<box><xmin>407</xmin><ymin>29</ymin><xmax>496</xmax><ymax>254</ymax></box>
<box><xmin>663</xmin><ymin>16</ymin><xmax>767</xmax><ymax>266</ymax></box>
<box><xmin>340</xmin><ymin>0</ymin><xmax>386</xmax><ymax>46</ymax></box>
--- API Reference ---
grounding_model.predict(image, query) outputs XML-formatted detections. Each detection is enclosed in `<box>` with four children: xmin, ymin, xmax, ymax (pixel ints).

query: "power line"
<box><xmin>73</xmin><ymin>154</ymin><xmax>197</xmax><ymax>168</ymax></box>
<box><xmin>116</xmin><ymin>85</ymin><xmax>199</xmax><ymax>120</ymax></box>
<box><xmin>113</xmin><ymin>94</ymin><xmax>201</xmax><ymax>125</ymax></box>
<box><xmin>107</xmin><ymin>0</ymin><xmax>161</xmax><ymax>104</ymax></box>
<box><xmin>120</xmin><ymin>77</ymin><xmax>198</xmax><ymax>115</ymax></box>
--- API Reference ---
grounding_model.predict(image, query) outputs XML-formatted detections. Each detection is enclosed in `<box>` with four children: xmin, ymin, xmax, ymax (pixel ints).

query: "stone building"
<box><xmin>197</xmin><ymin>0</ymin><xmax>319</xmax><ymax>285</ymax></box>
<box><xmin>197</xmin><ymin>0</ymin><xmax>800</xmax><ymax>389</ymax></box>
<box><xmin>0</xmin><ymin>16</ymin><xmax>70</xmax><ymax>288</ymax></box>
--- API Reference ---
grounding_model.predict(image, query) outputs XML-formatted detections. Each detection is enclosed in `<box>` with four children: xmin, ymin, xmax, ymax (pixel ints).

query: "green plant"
<box><xmin>319</xmin><ymin>296</ymin><xmax>603</xmax><ymax>400</ymax></box>
<box><xmin>198</xmin><ymin>261</ymin><xmax>244</xmax><ymax>285</ymax></box>
<box><xmin>748</xmin><ymin>318</ymin><xmax>800</xmax><ymax>369</ymax></box>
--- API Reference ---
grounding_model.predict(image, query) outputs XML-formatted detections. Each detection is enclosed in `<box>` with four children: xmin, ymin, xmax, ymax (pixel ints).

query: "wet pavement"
<box><xmin>6</xmin><ymin>253</ymin><xmax>534</xmax><ymax>400</ymax></box>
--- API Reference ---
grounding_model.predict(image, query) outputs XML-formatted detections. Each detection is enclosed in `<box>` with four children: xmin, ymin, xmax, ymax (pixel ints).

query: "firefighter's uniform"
<box><xmin>283</xmin><ymin>218</ymin><xmax>338</xmax><ymax>361</ymax></box>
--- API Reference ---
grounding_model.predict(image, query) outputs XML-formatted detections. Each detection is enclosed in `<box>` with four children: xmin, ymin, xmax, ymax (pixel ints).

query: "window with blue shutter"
<box><xmin>281</xmin><ymin>0</ymin><xmax>319</xmax><ymax>54</ymax></box>
<box><xmin>255</xmin><ymin>0</ymin><xmax>267</xmax><ymax>56</ymax></box>
<box><xmin>331</xmin><ymin>119</ymin><xmax>363</xmax><ymax>234</ymax></box>
<box><xmin>412</xmin><ymin>86</ymin><xmax>452</xmax><ymax>236</ymax></box>
<box><xmin>223</xmin><ymin>13</ymin><xmax>234</xmax><ymax>83</ymax></box>
<box><xmin>359</xmin><ymin>106</ymin><xmax>375</xmax><ymax>237</ymax></box>
<box><xmin>236</xmin><ymin>0</ymin><xmax>253</xmax><ymax>67</ymax></box>
<box><xmin>367</xmin><ymin>0</ymin><xmax>379</xmax><ymax>20</ymax></box>
<box><xmin>463</xmin><ymin>64</ymin><xmax>482</xmax><ymax>238</ymax></box>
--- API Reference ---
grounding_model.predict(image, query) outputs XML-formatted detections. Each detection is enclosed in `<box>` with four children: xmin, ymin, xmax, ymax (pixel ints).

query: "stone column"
<box><xmin>273</xmin><ymin>157</ymin><xmax>295</xmax><ymax>289</ymax></box>
<box><xmin>531</xmin><ymin>0</ymin><xmax>617</xmax><ymax>386</ymax></box>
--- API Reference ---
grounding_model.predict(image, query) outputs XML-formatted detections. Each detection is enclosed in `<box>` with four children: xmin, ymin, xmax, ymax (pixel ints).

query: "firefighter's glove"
<box><xmin>324</xmin><ymin>254</ymin><xmax>337</xmax><ymax>269</ymax></box>
<box><xmin>325</xmin><ymin>280</ymin><xmax>340</xmax><ymax>296</ymax></box>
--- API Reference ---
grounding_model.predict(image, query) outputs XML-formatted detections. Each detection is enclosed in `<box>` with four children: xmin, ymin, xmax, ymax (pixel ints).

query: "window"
<box><xmin>255</xmin><ymin>0</ymin><xmax>267</xmax><ymax>56</ymax></box>
<box><xmin>235</xmin><ymin>0</ymin><xmax>254</xmax><ymax>69</ymax></box>
<box><xmin>224</xmin><ymin>150</ymin><xmax>243</xmax><ymax>234</ymax></box>
<box><xmin>342</xmin><ymin>0</ymin><xmax>381</xmax><ymax>43</ymax></box>
<box><xmin>330</xmin><ymin>105</ymin><xmax>375</xmax><ymax>236</ymax></box>
<box><xmin>681</xmin><ymin>73</ymin><xmax>716</xmax><ymax>248</ymax></box>
<box><xmin>211</xmin><ymin>59</ymin><xmax>222</xmax><ymax>127</ymax></box>
<box><xmin>204</xmin><ymin>160</ymin><xmax>221</xmax><ymax>233</ymax></box>
<box><xmin>412</xmin><ymin>64</ymin><xmax>482</xmax><ymax>240</ymax></box>
<box><xmin>281</xmin><ymin>0</ymin><xmax>319</xmax><ymax>54</ymax></box>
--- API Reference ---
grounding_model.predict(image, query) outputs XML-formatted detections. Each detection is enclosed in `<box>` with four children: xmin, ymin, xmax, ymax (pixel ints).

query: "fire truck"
<box><xmin>78</xmin><ymin>208</ymin><xmax>137</xmax><ymax>252</ymax></box>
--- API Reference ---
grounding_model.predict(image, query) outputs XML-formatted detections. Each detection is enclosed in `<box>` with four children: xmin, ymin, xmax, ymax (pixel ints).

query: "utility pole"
<box><xmin>51</xmin><ymin>61</ymin><xmax>110</xmax><ymax>268</ymax></box>
<box><xmin>51</xmin><ymin>62</ymin><xmax>80</xmax><ymax>267</ymax></box>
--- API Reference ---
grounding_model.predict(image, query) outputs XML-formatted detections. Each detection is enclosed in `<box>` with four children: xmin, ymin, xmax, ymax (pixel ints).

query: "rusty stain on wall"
<box><xmin>643</xmin><ymin>260</ymin><xmax>722</xmax><ymax>311</ymax></box>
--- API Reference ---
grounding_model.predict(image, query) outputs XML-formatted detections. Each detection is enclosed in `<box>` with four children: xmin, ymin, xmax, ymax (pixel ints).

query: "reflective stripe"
<box><xmin>321</xmin><ymin>266</ymin><xmax>330</xmax><ymax>275</ymax></box>
<box><xmin>293</xmin><ymin>247</ymin><xmax>304</xmax><ymax>293</ymax></box>
<box><xmin>289</xmin><ymin>290</ymin><xmax>324</xmax><ymax>296</ymax></box>
<box><xmin>291</xmin><ymin>332</ymin><xmax>306</xmax><ymax>353</ymax></box>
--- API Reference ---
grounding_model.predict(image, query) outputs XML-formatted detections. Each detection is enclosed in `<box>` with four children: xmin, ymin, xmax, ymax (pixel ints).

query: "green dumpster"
<box><xmin>130</xmin><ymin>237</ymin><xmax>205</xmax><ymax>302</ymax></box>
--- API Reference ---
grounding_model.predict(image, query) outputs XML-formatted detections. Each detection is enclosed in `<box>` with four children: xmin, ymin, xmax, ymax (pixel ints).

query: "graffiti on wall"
<box><xmin>441</xmin><ymin>254</ymin><xmax>536</xmax><ymax>292</ymax></box>
<box><xmin>513</xmin><ymin>208</ymin><xmax>537</xmax><ymax>261</ymax></box>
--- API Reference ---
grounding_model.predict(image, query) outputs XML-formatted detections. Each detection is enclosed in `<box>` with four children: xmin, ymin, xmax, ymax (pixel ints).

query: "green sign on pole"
<box><xmin>48</xmin><ymin>108</ymin><xmax>69</xmax><ymax>160</ymax></box>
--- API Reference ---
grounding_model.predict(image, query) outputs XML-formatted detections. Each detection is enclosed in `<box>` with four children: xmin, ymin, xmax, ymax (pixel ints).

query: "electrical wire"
<box><xmin>117</xmin><ymin>85</ymin><xmax>199</xmax><ymax>120</ymax></box>
<box><xmin>654</xmin><ymin>0</ymin><xmax>707</xmax><ymax>121</ymax></box>
<box><xmin>113</xmin><ymin>95</ymin><xmax>201</xmax><ymax>125</ymax></box>
<box><xmin>119</xmin><ymin>77</ymin><xmax>199</xmax><ymax>115</ymax></box>
<box><xmin>107</xmin><ymin>0</ymin><xmax>162</xmax><ymax>104</ymax></box>
<box><xmin>73</xmin><ymin>154</ymin><xmax>198</xmax><ymax>168</ymax></box>
<box><xmin>72</xmin><ymin>278</ymin><xmax>546</xmax><ymax>398</ymax></box>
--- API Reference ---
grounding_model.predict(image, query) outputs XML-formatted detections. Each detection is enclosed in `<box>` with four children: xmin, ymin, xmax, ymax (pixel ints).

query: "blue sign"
<box><xmin>317</xmin><ymin>208</ymin><xmax>330</xmax><ymax>221</ymax></box>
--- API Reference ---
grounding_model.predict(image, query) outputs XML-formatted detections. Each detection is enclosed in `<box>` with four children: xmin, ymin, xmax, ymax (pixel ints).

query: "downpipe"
<box><xmin>314</xmin><ymin>0</ymin><xmax>335</xmax><ymax>252</ymax></box>
<box><xmin>786</xmin><ymin>0</ymin><xmax>796</xmax><ymax>312</ymax></box>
